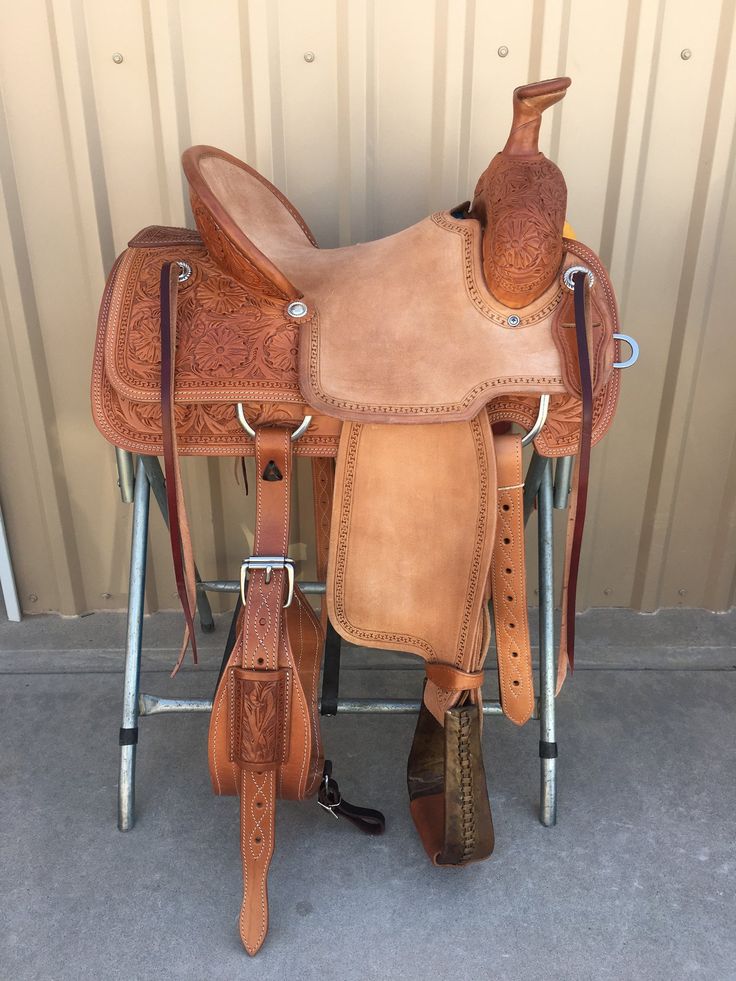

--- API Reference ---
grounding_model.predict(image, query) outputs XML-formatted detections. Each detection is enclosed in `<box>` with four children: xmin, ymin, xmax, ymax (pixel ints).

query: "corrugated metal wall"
<box><xmin>1</xmin><ymin>0</ymin><xmax>735</xmax><ymax>617</ymax></box>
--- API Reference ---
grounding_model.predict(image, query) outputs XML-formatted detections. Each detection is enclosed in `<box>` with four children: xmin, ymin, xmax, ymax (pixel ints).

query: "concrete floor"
<box><xmin>1</xmin><ymin>606</ymin><xmax>734</xmax><ymax>980</ymax></box>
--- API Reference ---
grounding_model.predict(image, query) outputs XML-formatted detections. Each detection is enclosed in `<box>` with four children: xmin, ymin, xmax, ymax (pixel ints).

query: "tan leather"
<box><xmin>208</xmin><ymin>587</ymin><xmax>324</xmax><ymax>800</ymax></box>
<box><xmin>180</xmin><ymin>143</ymin><xmax>617</xmax><ymax>426</ymax></box>
<box><xmin>91</xmin><ymin>227</ymin><xmax>341</xmax><ymax>458</ymax></box>
<box><xmin>470</xmin><ymin>78</ymin><xmax>570</xmax><ymax>307</ymax></box>
<box><xmin>296</xmin><ymin>225</ymin><xmax>616</xmax><ymax>423</ymax></box>
<box><xmin>487</xmin><ymin>242</ymin><xmax>621</xmax><ymax>457</ymax></box>
<box><xmin>491</xmin><ymin>435</ymin><xmax>534</xmax><ymax>725</ymax></box>
<box><xmin>327</xmin><ymin>415</ymin><xmax>496</xmax><ymax>723</ymax></box>
<box><xmin>207</xmin><ymin>427</ymin><xmax>323</xmax><ymax>954</ymax></box>
<box><xmin>424</xmin><ymin>664</ymin><xmax>484</xmax><ymax>691</ymax></box>
<box><xmin>311</xmin><ymin>456</ymin><xmax>335</xmax><ymax>630</ymax></box>
<box><xmin>185</xmin><ymin>146</ymin><xmax>314</xmax><ymax>301</ymax></box>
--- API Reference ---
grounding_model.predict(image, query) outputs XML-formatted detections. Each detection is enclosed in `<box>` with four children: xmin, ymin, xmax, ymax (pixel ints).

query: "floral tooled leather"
<box><xmin>91</xmin><ymin>226</ymin><xmax>341</xmax><ymax>457</ymax></box>
<box><xmin>472</xmin><ymin>154</ymin><xmax>567</xmax><ymax>308</ymax></box>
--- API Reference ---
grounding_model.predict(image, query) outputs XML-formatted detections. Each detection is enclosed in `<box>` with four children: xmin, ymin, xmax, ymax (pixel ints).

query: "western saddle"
<box><xmin>92</xmin><ymin>78</ymin><xmax>633</xmax><ymax>953</ymax></box>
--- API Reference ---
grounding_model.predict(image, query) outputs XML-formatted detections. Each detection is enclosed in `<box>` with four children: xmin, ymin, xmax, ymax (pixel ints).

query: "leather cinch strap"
<box><xmin>206</xmin><ymin>425</ymin><xmax>326</xmax><ymax>956</ymax></box>
<box><xmin>235</xmin><ymin>427</ymin><xmax>293</xmax><ymax>955</ymax></box>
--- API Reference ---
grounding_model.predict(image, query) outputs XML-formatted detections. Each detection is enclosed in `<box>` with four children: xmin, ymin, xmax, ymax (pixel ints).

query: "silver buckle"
<box><xmin>240</xmin><ymin>557</ymin><xmax>295</xmax><ymax>607</ymax></box>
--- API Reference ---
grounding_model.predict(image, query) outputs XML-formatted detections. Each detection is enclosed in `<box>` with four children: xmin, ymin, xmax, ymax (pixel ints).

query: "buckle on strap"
<box><xmin>240</xmin><ymin>557</ymin><xmax>295</xmax><ymax>607</ymax></box>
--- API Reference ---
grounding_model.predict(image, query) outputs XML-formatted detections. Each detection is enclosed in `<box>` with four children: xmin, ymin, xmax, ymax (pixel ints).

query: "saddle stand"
<box><xmin>93</xmin><ymin>78</ymin><xmax>637</xmax><ymax>954</ymax></box>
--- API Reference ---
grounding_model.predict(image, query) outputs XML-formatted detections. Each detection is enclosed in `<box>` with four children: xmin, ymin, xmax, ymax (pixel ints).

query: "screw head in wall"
<box><xmin>497</xmin><ymin>45</ymin><xmax>509</xmax><ymax>58</ymax></box>
<box><xmin>29</xmin><ymin>593</ymin><xmax>38</xmax><ymax>603</ymax></box>
<box><xmin>303</xmin><ymin>51</ymin><xmax>315</xmax><ymax>63</ymax></box>
<box><xmin>112</xmin><ymin>52</ymin><xmax>124</xmax><ymax>64</ymax></box>
<box><xmin>680</xmin><ymin>48</ymin><xmax>692</xmax><ymax>60</ymax></box>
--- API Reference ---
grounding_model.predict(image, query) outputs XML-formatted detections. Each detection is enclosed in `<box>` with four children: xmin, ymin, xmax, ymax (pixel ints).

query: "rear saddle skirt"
<box><xmin>92</xmin><ymin>77</ymin><xmax>631</xmax><ymax>954</ymax></box>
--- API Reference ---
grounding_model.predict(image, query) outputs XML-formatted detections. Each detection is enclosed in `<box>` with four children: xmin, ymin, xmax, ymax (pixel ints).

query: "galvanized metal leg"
<box><xmin>523</xmin><ymin>450</ymin><xmax>551</xmax><ymax>523</ymax></box>
<box><xmin>537</xmin><ymin>459</ymin><xmax>557</xmax><ymax>827</ymax></box>
<box><xmin>553</xmin><ymin>455</ymin><xmax>574</xmax><ymax>509</ymax></box>
<box><xmin>118</xmin><ymin>459</ymin><xmax>150</xmax><ymax>831</ymax></box>
<box><xmin>115</xmin><ymin>448</ymin><xmax>135</xmax><ymax>504</ymax></box>
<box><xmin>139</xmin><ymin>455</ymin><xmax>215</xmax><ymax>633</ymax></box>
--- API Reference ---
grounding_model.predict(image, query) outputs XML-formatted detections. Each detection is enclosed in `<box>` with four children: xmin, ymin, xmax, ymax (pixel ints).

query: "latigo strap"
<box><xmin>207</xmin><ymin>426</ymin><xmax>324</xmax><ymax>955</ymax></box>
<box><xmin>159</xmin><ymin>262</ymin><xmax>198</xmax><ymax>674</ymax></box>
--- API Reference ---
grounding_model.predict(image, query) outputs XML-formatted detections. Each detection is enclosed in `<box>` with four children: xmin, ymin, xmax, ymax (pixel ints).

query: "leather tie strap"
<box><xmin>424</xmin><ymin>663</ymin><xmax>484</xmax><ymax>691</ymax></box>
<box><xmin>317</xmin><ymin>762</ymin><xmax>386</xmax><ymax>835</ymax></box>
<box><xmin>159</xmin><ymin>262</ymin><xmax>198</xmax><ymax>673</ymax></box>
<box><xmin>563</xmin><ymin>271</ymin><xmax>594</xmax><ymax>673</ymax></box>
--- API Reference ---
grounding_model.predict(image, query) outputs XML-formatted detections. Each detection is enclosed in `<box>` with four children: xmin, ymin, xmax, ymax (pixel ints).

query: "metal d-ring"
<box><xmin>176</xmin><ymin>261</ymin><xmax>192</xmax><ymax>282</ymax></box>
<box><xmin>612</xmin><ymin>333</ymin><xmax>639</xmax><ymax>369</ymax></box>
<box><xmin>521</xmin><ymin>393</ymin><xmax>550</xmax><ymax>447</ymax></box>
<box><xmin>236</xmin><ymin>404</ymin><xmax>312</xmax><ymax>441</ymax></box>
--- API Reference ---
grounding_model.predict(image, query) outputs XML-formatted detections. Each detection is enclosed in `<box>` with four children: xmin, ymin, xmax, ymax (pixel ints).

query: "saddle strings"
<box><xmin>564</xmin><ymin>270</ymin><xmax>595</xmax><ymax>671</ymax></box>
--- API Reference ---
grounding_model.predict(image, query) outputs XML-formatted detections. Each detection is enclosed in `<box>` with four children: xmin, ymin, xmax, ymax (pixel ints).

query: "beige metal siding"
<box><xmin>0</xmin><ymin>0</ymin><xmax>734</xmax><ymax>616</ymax></box>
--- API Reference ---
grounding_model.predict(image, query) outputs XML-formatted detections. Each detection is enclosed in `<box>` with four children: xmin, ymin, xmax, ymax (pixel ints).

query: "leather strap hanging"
<box><xmin>557</xmin><ymin>270</ymin><xmax>595</xmax><ymax>685</ymax></box>
<box><xmin>160</xmin><ymin>262</ymin><xmax>198</xmax><ymax>674</ymax></box>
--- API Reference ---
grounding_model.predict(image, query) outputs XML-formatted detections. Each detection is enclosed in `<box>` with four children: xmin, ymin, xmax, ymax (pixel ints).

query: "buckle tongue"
<box><xmin>240</xmin><ymin>556</ymin><xmax>295</xmax><ymax>607</ymax></box>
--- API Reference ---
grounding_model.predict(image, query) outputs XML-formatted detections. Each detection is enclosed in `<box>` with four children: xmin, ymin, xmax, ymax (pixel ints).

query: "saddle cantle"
<box><xmin>92</xmin><ymin>77</ymin><xmax>632</xmax><ymax>954</ymax></box>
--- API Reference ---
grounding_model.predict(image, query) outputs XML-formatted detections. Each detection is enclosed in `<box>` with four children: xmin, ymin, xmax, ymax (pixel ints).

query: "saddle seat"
<box><xmin>184</xmin><ymin>146</ymin><xmax>617</xmax><ymax>424</ymax></box>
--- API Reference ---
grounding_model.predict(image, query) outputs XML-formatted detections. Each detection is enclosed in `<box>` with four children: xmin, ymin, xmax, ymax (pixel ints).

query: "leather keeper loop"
<box><xmin>228</xmin><ymin>666</ymin><xmax>290</xmax><ymax>770</ymax></box>
<box><xmin>425</xmin><ymin>663</ymin><xmax>484</xmax><ymax>691</ymax></box>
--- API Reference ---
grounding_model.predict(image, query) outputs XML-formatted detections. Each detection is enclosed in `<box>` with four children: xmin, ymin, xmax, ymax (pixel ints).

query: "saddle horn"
<box><xmin>471</xmin><ymin>76</ymin><xmax>571</xmax><ymax>308</ymax></box>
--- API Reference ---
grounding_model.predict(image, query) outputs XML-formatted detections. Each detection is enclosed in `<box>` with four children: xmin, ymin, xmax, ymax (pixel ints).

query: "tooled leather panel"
<box><xmin>486</xmin><ymin>239</ymin><xmax>621</xmax><ymax>456</ymax></box>
<box><xmin>472</xmin><ymin>153</ymin><xmax>566</xmax><ymax>308</ymax></box>
<box><xmin>228</xmin><ymin>668</ymin><xmax>290</xmax><ymax>769</ymax></box>
<box><xmin>102</xmin><ymin>238</ymin><xmax>302</xmax><ymax>404</ymax></box>
<box><xmin>93</xmin><ymin>378</ymin><xmax>341</xmax><ymax>457</ymax></box>
<box><xmin>486</xmin><ymin>381</ymin><xmax>619</xmax><ymax>458</ymax></box>
<box><xmin>552</xmin><ymin>290</ymin><xmax>613</xmax><ymax>401</ymax></box>
<box><xmin>91</xmin><ymin>228</ymin><xmax>342</xmax><ymax>455</ymax></box>
<box><xmin>190</xmin><ymin>190</ymin><xmax>294</xmax><ymax>301</ymax></box>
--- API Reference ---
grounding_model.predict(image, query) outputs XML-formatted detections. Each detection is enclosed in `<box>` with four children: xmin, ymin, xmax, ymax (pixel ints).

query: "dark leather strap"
<box><xmin>565</xmin><ymin>270</ymin><xmax>594</xmax><ymax>671</ymax></box>
<box><xmin>320</xmin><ymin>621</ymin><xmax>342</xmax><ymax>716</ymax></box>
<box><xmin>317</xmin><ymin>761</ymin><xmax>385</xmax><ymax>835</ymax></box>
<box><xmin>160</xmin><ymin>262</ymin><xmax>197</xmax><ymax>670</ymax></box>
<box><xmin>216</xmin><ymin>595</ymin><xmax>242</xmax><ymax>689</ymax></box>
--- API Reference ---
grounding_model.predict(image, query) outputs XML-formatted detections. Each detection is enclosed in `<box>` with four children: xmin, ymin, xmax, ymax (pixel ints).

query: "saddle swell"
<box><xmin>470</xmin><ymin>77</ymin><xmax>571</xmax><ymax>309</ymax></box>
<box><xmin>91</xmin><ymin>76</ymin><xmax>632</xmax><ymax>954</ymax></box>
